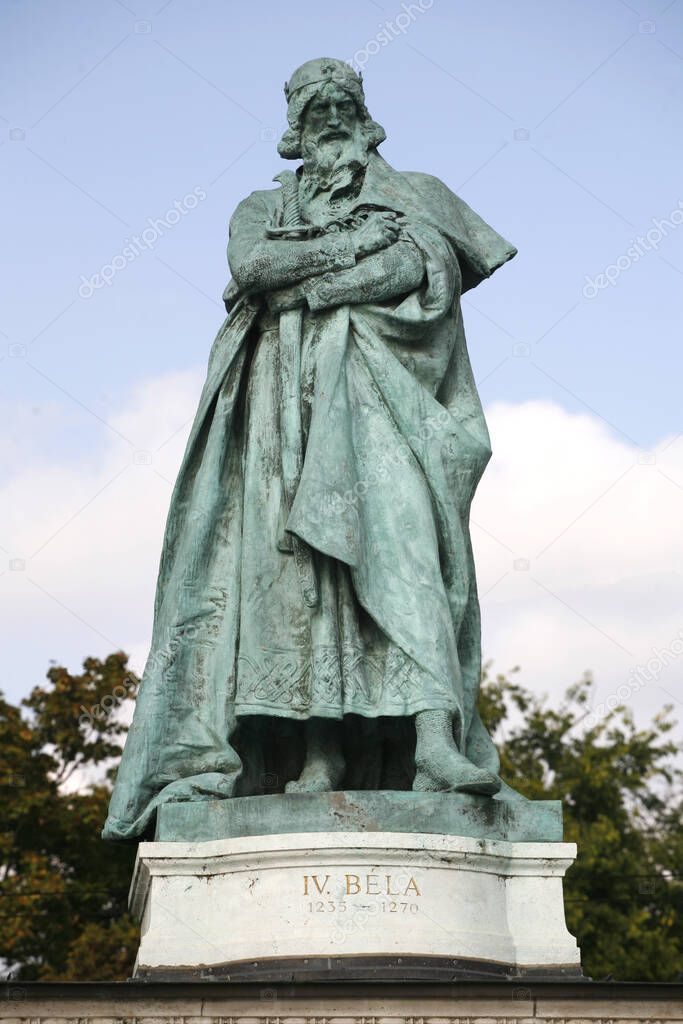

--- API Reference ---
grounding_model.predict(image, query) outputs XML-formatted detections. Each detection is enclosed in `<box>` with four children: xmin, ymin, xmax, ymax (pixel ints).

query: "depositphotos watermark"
<box><xmin>318</xmin><ymin>407</ymin><xmax>453</xmax><ymax>518</ymax></box>
<box><xmin>582</xmin><ymin>199</ymin><xmax>683</xmax><ymax>299</ymax></box>
<box><xmin>77</xmin><ymin>621</ymin><xmax>202</xmax><ymax>727</ymax></box>
<box><xmin>348</xmin><ymin>0</ymin><xmax>434</xmax><ymax>72</ymax></box>
<box><xmin>585</xmin><ymin>629</ymin><xmax>683</xmax><ymax>727</ymax></box>
<box><xmin>78</xmin><ymin>187</ymin><xmax>207</xmax><ymax>298</ymax></box>
<box><xmin>78</xmin><ymin>673</ymin><xmax>138</xmax><ymax>728</ymax></box>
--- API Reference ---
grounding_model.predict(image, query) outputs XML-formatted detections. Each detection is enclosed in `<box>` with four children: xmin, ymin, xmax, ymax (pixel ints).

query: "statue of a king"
<box><xmin>103</xmin><ymin>58</ymin><xmax>517</xmax><ymax>841</ymax></box>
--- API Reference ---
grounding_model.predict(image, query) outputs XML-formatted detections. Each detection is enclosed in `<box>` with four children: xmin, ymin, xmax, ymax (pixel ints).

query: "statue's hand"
<box><xmin>267</xmin><ymin>282</ymin><xmax>308</xmax><ymax>313</ymax></box>
<box><xmin>350</xmin><ymin>211</ymin><xmax>400</xmax><ymax>259</ymax></box>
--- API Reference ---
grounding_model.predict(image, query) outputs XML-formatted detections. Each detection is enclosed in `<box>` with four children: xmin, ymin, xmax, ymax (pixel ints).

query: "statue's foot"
<box><xmin>285</xmin><ymin>751</ymin><xmax>345</xmax><ymax>794</ymax></box>
<box><xmin>413</xmin><ymin>749</ymin><xmax>500</xmax><ymax>795</ymax></box>
<box><xmin>285</xmin><ymin>718</ymin><xmax>345</xmax><ymax>794</ymax></box>
<box><xmin>413</xmin><ymin>709</ymin><xmax>501</xmax><ymax>797</ymax></box>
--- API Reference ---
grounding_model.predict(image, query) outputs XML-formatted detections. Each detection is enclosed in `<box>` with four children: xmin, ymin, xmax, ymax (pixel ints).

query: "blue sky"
<box><xmin>1</xmin><ymin>0</ymin><xmax>682</xmax><ymax>729</ymax></box>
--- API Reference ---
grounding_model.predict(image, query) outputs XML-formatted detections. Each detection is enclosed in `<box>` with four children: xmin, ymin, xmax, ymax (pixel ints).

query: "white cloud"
<box><xmin>1</xmin><ymin>377</ymin><xmax>681</xmax><ymax>738</ymax></box>
<box><xmin>0</xmin><ymin>368</ymin><xmax>204</xmax><ymax>703</ymax></box>
<box><xmin>474</xmin><ymin>400</ymin><xmax>683</xmax><ymax>731</ymax></box>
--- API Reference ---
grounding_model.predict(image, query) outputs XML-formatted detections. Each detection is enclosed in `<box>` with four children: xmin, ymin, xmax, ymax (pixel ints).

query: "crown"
<box><xmin>283</xmin><ymin>58</ymin><xmax>362</xmax><ymax>103</ymax></box>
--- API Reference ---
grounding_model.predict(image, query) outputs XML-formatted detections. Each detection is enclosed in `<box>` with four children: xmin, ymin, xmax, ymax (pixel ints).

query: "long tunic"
<box><xmin>102</xmin><ymin>152</ymin><xmax>516</xmax><ymax>840</ymax></box>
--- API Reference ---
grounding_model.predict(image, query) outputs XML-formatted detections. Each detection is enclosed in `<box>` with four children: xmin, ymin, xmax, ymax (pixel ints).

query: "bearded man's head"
<box><xmin>278</xmin><ymin>58</ymin><xmax>386</xmax><ymax>185</ymax></box>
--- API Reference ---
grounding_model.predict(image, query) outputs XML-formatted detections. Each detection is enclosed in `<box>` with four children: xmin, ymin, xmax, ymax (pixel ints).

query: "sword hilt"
<box><xmin>273</xmin><ymin>170</ymin><xmax>302</xmax><ymax>228</ymax></box>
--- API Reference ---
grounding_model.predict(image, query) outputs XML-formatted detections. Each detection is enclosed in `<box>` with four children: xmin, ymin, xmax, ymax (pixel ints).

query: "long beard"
<box><xmin>300</xmin><ymin>123</ymin><xmax>370</xmax><ymax>198</ymax></box>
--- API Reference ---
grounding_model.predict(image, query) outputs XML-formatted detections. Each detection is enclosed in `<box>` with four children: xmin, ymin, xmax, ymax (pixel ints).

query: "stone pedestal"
<box><xmin>130</xmin><ymin>818</ymin><xmax>580</xmax><ymax>980</ymax></box>
<box><xmin>3</xmin><ymin>979</ymin><xmax>683</xmax><ymax>1023</ymax></box>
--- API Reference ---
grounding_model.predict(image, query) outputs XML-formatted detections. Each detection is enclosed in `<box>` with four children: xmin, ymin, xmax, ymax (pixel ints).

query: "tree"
<box><xmin>1</xmin><ymin>654</ymin><xmax>681</xmax><ymax>980</ymax></box>
<box><xmin>478</xmin><ymin>666</ymin><xmax>683</xmax><ymax>981</ymax></box>
<box><xmin>0</xmin><ymin>653</ymin><xmax>139</xmax><ymax>980</ymax></box>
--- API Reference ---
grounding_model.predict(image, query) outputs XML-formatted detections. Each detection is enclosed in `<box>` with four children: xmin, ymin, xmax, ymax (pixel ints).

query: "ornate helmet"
<box><xmin>278</xmin><ymin>57</ymin><xmax>386</xmax><ymax>160</ymax></box>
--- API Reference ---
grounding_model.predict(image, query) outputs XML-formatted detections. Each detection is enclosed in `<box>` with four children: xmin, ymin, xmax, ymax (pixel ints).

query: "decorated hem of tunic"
<box><xmin>233</xmin><ymin>698</ymin><xmax>459</xmax><ymax>720</ymax></box>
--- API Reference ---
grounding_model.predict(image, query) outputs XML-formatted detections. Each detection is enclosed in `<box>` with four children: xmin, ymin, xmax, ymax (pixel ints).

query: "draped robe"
<box><xmin>103</xmin><ymin>152</ymin><xmax>516</xmax><ymax>841</ymax></box>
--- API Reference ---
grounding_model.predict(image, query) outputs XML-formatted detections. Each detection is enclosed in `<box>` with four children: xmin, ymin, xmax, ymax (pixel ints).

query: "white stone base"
<box><xmin>130</xmin><ymin>831</ymin><xmax>580</xmax><ymax>978</ymax></box>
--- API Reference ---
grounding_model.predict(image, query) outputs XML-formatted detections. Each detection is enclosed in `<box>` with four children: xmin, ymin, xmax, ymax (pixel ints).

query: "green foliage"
<box><xmin>0</xmin><ymin>654</ymin><xmax>139</xmax><ymax>980</ymax></box>
<box><xmin>479</xmin><ymin>665</ymin><xmax>683</xmax><ymax>981</ymax></box>
<box><xmin>1</xmin><ymin>653</ymin><xmax>681</xmax><ymax>980</ymax></box>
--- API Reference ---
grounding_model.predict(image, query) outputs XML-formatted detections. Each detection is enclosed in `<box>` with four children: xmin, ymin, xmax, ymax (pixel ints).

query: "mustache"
<box><xmin>317</xmin><ymin>128</ymin><xmax>352</xmax><ymax>142</ymax></box>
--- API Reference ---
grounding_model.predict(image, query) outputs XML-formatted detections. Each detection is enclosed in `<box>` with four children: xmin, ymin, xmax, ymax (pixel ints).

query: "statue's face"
<box><xmin>301</xmin><ymin>83</ymin><xmax>359</xmax><ymax>148</ymax></box>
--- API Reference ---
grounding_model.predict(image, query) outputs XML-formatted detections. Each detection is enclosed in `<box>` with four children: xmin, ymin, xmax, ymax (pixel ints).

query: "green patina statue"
<box><xmin>103</xmin><ymin>58</ymin><xmax>517</xmax><ymax>841</ymax></box>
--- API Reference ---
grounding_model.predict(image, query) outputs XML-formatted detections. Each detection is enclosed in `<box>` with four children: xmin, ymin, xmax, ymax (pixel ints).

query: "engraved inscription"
<box><xmin>302</xmin><ymin>871</ymin><xmax>422</xmax><ymax>915</ymax></box>
<box><xmin>306</xmin><ymin>897</ymin><xmax>419</xmax><ymax>914</ymax></box>
<box><xmin>302</xmin><ymin>872</ymin><xmax>422</xmax><ymax>897</ymax></box>
<box><xmin>302</xmin><ymin>873</ymin><xmax>331</xmax><ymax>895</ymax></box>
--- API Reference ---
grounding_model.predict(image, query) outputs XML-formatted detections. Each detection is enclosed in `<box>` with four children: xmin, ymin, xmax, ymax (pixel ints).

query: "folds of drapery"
<box><xmin>103</xmin><ymin>163</ymin><xmax>515</xmax><ymax>841</ymax></box>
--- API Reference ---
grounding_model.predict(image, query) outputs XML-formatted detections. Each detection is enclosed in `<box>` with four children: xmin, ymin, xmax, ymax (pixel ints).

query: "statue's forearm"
<box><xmin>228</xmin><ymin>232</ymin><xmax>356</xmax><ymax>293</ymax></box>
<box><xmin>304</xmin><ymin>240</ymin><xmax>424</xmax><ymax>311</ymax></box>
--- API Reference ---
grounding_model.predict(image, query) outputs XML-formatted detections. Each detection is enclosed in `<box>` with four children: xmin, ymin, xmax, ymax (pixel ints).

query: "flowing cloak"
<box><xmin>103</xmin><ymin>153</ymin><xmax>516</xmax><ymax>840</ymax></box>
